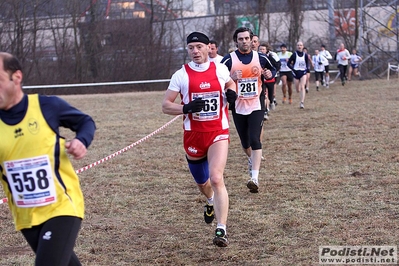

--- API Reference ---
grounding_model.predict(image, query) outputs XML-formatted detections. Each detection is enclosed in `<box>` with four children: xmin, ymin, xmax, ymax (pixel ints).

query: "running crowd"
<box><xmin>227</xmin><ymin>36</ymin><xmax>362</xmax><ymax>112</ymax></box>
<box><xmin>162</xmin><ymin>28</ymin><xmax>364</xmax><ymax>247</ymax></box>
<box><xmin>0</xmin><ymin>28</ymin><xmax>365</xmax><ymax>266</ymax></box>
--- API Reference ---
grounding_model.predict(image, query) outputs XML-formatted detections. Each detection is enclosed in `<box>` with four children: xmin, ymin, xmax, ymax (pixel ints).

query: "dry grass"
<box><xmin>1</xmin><ymin>78</ymin><xmax>399</xmax><ymax>265</ymax></box>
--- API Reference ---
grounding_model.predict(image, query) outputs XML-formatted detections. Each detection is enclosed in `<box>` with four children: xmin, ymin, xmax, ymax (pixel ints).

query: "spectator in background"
<box><xmin>209</xmin><ymin>40</ymin><xmax>224</xmax><ymax>64</ymax></box>
<box><xmin>0</xmin><ymin>52</ymin><xmax>96</xmax><ymax>266</ymax></box>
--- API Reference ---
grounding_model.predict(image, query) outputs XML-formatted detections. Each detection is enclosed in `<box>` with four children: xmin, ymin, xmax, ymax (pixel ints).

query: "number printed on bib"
<box><xmin>192</xmin><ymin>91</ymin><xmax>220</xmax><ymax>121</ymax></box>
<box><xmin>298</xmin><ymin>61</ymin><xmax>306</xmax><ymax>68</ymax></box>
<box><xmin>238</xmin><ymin>77</ymin><xmax>258</xmax><ymax>98</ymax></box>
<box><xmin>5</xmin><ymin>155</ymin><xmax>56</xmax><ymax>208</ymax></box>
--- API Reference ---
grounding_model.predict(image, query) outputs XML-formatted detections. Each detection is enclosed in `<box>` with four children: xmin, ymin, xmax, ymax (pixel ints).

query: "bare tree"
<box><xmin>0</xmin><ymin>0</ymin><xmax>56</xmax><ymax>83</ymax></box>
<box><xmin>66</xmin><ymin>0</ymin><xmax>89</xmax><ymax>83</ymax></box>
<box><xmin>212</xmin><ymin>13</ymin><xmax>238</xmax><ymax>55</ymax></box>
<box><xmin>84</xmin><ymin>1</ymin><xmax>101</xmax><ymax>79</ymax></box>
<box><xmin>287</xmin><ymin>0</ymin><xmax>304</xmax><ymax>49</ymax></box>
<box><xmin>256</xmin><ymin>0</ymin><xmax>269</xmax><ymax>39</ymax></box>
<box><xmin>2</xmin><ymin>0</ymin><xmax>33</xmax><ymax>69</ymax></box>
<box><xmin>147</xmin><ymin>0</ymin><xmax>176</xmax><ymax>79</ymax></box>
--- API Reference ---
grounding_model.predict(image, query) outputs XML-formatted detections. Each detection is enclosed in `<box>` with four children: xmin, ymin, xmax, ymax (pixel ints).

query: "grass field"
<box><xmin>1</xmin><ymin>78</ymin><xmax>399</xmax><ymax>265</ymax></box>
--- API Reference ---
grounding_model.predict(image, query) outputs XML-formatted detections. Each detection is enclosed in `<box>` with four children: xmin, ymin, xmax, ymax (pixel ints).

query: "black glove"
<box><xmin>226</xmin><ymin>89</ymin><xmax>237</xmax><ymax>104</ymax></box>
<box><xmin>183</xmin><ymin>98</ymin><xmax>205</xmax><ymax>114</ymax></box>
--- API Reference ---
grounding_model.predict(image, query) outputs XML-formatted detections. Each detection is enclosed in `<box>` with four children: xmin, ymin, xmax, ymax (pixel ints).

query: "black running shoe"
<box><xmin>204</xmin><ymin>203</ymin><xmax>214</xmax><ymax>224</ymax></box>
<box><xmin>213</xmin><ymin>228</ymin><xmax>228</xmax><ymax>247</ymax></box>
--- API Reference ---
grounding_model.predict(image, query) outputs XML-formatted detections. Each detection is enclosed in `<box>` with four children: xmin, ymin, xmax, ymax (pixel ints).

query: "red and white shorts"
<box><xmin>184</xmin><ymin>129</ymin><xmax>229</xmax><ymax>158</ymax></box>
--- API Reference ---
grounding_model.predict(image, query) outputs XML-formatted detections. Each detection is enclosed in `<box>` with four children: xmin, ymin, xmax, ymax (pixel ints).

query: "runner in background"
<box><xmin>303</xmin><ymin>47</ymin><xmax>314</xmax><ymax>93</ymax></box>
<box><xmin>209</xmin><ymin>40</ymin><xmax>224</xmax><ymax>64</ymax></box>
<box><xmin>348</xmin><ymin>48</ymin><xmax>362</xmax><ymax>81</ymax></box>
<box><xmin>277</xmin><ymin>44</ymin><xmax>293</xmax><ymax>104</ymax></box>
<box><xmin>221</xmin><ymin>27</ymin><xmax>277</xmax><ymax>193</ymax></box>
<box><xmin>288</xmin><ymin>41</ymin><xmax>310</xmax><ymax>109</ymax></box>
<box><xmin>336</xmin><ymin>43</ymin><xmax>351</xmax><ymax>86</ymax></box>
<box><xmin>312</xmin><ymin>49</ymin><xmax>328</xmax><ymax>91</ymax></box>
<box><xmin>319</xmin><ymin>44</ymin><xmax>333</xmax><ymax>88</ymax></box>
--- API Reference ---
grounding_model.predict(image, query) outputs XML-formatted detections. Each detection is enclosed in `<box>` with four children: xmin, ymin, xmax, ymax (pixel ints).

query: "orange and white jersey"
<box><xmin>230</xmin><ymin>51</ymin><xmax>262</xmax><ymax>115</ymax></box>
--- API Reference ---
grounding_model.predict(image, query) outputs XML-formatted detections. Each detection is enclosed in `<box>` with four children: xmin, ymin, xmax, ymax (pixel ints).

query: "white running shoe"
<box><xmin>300</xmin><ymin>102</ymin><xmax>304</xmax><ymax>109</ymax></box>
<box><xmin>263</xmin><ymin>111</ymin><xmax>269</xmax><ymax>121</ymax></box>
<box><xmin>247</xmin><ymin>179</ymin><xmax>259</xmax><ymax>192</ymax></box>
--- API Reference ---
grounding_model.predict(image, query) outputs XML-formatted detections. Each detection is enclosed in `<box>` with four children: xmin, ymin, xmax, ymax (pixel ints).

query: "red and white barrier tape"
<box><xmin>75</xmin><ymin>115</ymin><xmax>180</xmax><ymax>173</ymax></box>
<box><xmin>1</xmin><ymin>115</ymin><xmax>181</xmax><ymax>205</ymax></box>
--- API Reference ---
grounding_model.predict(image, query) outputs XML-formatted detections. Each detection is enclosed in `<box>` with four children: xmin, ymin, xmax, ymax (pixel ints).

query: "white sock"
<box><xmin>207</xmin><ymin>194</ymin><xmax>214</xmax><ymax>205</ymax></box>
<box><xmin>217</xmin><ymin>223</ymin><xmax>226</xmax><ymax>232</ymax></box>
<box><xmin>251</xmin><ymin>170</ymin><xmax>259</xmax><ymax>181</ymax></box>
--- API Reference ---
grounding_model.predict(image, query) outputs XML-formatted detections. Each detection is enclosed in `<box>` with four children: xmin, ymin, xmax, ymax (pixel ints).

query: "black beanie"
<box><xmin>186</xmin><ymin>32</ymin><xmax>210</xmax><ymax>45</ymax></box>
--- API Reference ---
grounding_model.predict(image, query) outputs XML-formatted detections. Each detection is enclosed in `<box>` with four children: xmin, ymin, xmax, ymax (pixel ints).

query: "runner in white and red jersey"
<box><xmin>162</xmin><ymin>31</ymin><xmax>236</xmax><ymax>247</ymax></box>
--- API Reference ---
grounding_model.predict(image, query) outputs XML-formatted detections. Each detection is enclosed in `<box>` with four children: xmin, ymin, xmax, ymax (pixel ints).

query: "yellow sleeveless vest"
<box><xmin>0</xmin><ymin>94</ymin><xmax>84</xmax><ymax>231</ymax></box>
